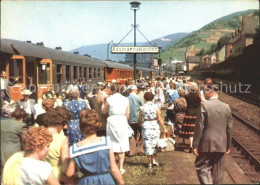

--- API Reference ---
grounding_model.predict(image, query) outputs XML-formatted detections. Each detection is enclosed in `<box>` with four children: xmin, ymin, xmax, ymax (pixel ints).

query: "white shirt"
<box><xmin>24</xmin><ymin>100</ymin><xmax>32</xmax><ymax>115</ymax></box>
<box><xmin>1</xmin><ymin>78</ymin><xmax>5</xmax><ymax>90</ymax></box>
<box><xmin>19</xmin><ymin>158</ymin><xmax>53</xmax><ymax>185</ymax></box>
<box><xmin>33</xmin><ymin>103</ymin><xmax>46</xmax><ymax>119</ymax></box>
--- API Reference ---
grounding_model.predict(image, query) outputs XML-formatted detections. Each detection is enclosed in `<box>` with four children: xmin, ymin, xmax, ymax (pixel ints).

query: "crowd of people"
<box><xmin>1</xmin><ymin>70</ymin><xmax>233</xmax><ymax>184</ymax></box>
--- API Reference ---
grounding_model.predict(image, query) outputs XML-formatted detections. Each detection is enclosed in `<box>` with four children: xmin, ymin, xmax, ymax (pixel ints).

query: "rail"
<box><xmin>232</xmin><ymin>112</ymin><xmax>260</xmax><ymax>135</ymax></box>
<box><xmin>232</xmin><ymin>137</ymin><xmax>260</xmax><ymax>171</ymax></box>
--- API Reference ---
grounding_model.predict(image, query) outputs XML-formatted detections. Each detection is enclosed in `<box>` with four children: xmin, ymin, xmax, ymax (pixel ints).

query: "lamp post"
<box><xmin>107</xmin><ymin>40</ymin><xmax>113</xmax><ymax>61</ymax></box>
<box><xmin>158</xmin><ymin>46</ymin><xmax>162</xmax><ymax>77</ymax></box>
<box><xmin>130</xmin><ymin>1</ymin><xmax>141</xmax><ymax>81</ymax></box>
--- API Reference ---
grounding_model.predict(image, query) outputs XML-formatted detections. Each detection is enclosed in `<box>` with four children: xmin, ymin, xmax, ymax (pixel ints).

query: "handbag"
<box><xmin>157</xmin><ymin>133</ymin><xmax>175</xmax><ymax>152</ymax></box>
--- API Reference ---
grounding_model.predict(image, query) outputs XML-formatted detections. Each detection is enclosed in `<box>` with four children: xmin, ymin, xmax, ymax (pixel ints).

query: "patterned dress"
<box><xmin>63</xmin><ymin>99</ymin><xmax>86</xmax><ymax>145</ymax></box>
<box><xmin>140</xmin><ymin>101</ymin><xmax>160</xmax><ymax>155</ymax></box>
<box><xmin>69</xmin><ymin>136</ymin><xmax>116</xmax><ymax>185</ymax></box>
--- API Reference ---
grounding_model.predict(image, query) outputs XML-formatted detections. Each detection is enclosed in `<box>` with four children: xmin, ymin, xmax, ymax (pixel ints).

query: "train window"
<box><xmin>84</xmin><ymin>67</ymin><xmax>87</xmax><ymax>81</ymax></box>
<box><xmin>9</xmin><ymin>59</ymin><xmax>23</xmax><ymax>83</ymax></box>
<box><xmin>73</xmin><ymin>66</ymin><xmax>78</xmax><ymax>82</ymax></box>
<box><xmin>38</xmin><ymin>63</ymin><xmax>50</xmax><ymax>84</ymax></box>
<box><xmin>9</xmin><ymin>61</ymin><xmax>22</xmax><ymax>83</ymax></box>
<box><xmin>79</xmin><ymin>67</ymin><xmax>83</xmax><ymax>80</ymax></box>
<box><xmin>101</xmin><ymin>69</ymin><xmax>104</xmax><ymax>79</ymax></box>
<box><xmin>66</xmin><ymin>65</ymin><xmax>70</xmax><ymax>83</ymax></box>
<box><xmin>93</xmin><ymin>68</ymin><xmax>96</xmax><ymax>80</ymax></box>
<box><xmin>89</xmin><ymin>68</ymin><xmax>92</xmax><ymax>82</ymax></box>
<box><xmin>57</xmin><ymin>64</ymin><xmax>62</xmax><ymax>83</ymax></box>
<box><xmin>97</xmin><ymin>68</ymin><xmax>100</xmax><ymax>79</ymax></box>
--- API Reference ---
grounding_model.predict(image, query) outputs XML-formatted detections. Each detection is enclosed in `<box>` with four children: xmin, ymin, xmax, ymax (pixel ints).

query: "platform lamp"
<box><xmin>130</xmin><ymin>1</ymin><xmax>141</xmax><ymax>81</ymax></box>
<box><xmin>158</xmin><ymin>47</ymin><xmax>162</xmax><ymax>77</ymax></box>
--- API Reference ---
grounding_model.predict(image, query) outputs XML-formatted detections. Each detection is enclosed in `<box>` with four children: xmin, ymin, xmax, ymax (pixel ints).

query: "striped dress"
<box><xmin>180</xmin><ymin>93</ymin><xmax>201</xmax><ymax>138</ymax></box>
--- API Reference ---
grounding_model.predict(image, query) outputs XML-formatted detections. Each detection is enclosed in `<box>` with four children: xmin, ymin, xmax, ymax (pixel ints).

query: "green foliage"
<box><xmin>160</xmin><ymin>9</ymin><xmax>257</xmax><ymax>62</ymax></box>
<box><xmin>209</xmin><ymin>44</ymin><xmax>217</xmax><ymax>54</ymax></box>
<box><xmin>196</xmin><ymin>49</ymin><xmax>206</xmax><ymax>56</ymax></box>
<box><xmin>253</xmin><ymin>10</ymin><xmax>259</xmax><ymax>16</ymax></box>
<box><xmin>216</xmin><ymin>34</ymin><xmax>228</xmax><ymax>51</ymax></box>
<box><xmin>228</xmin><ymin>18</ymin><xmax>241</xmax><ymax>28</ymax></box>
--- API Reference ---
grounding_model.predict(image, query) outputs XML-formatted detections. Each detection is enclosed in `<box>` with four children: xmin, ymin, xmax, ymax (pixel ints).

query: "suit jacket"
<box><xmin>1</xmin><ymin>78</ymin><xmax>17</xmax><ymax>98</ymax></box>
<box><xmin>193</xmin><ymin>98</ymin><xmax>233</xmax><ymax>153</ymax></box>
<box><xmin>1</xmin><ymin>117</ymin><xmax>27</xmax><ymax>167</ymax></box>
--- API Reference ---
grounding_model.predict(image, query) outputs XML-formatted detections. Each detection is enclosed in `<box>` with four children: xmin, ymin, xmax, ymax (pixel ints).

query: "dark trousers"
<box><xmin>1</xmin><ymin>90</ymin><xmax>10</xmax><ymax>102</ymax></box>
<box><xmin>195</xmin><ymin>152</ymin><xmax>225</xmax><ymax>184</ymax></box>
<box><xmin>129</xmin><ymin>123</ymin><xmax>143</xmax><ymax>156</ymax></box>
<box><xmin>25</xmin><ymin>113</ymin><xmax>34</xmax><ymax>127</ymax></box>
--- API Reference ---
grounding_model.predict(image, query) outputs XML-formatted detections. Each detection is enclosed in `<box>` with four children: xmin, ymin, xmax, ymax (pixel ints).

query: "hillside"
<box><xmin>160</xmin><ymin>9</ymin><xmax>258</xmax><ymax>63</ymax></box>
<box><xmin>70</xmin><ymin>33</ymin><xmax>188</xmax><ymax>62</ymax></box>
<box><xmin>142</xmin><ymin>32</ymin><xmax>189</xmax><ymax>49</ymax></box>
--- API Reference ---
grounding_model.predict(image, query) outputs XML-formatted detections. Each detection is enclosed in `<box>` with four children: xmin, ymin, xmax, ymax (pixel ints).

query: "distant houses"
<box><xmin>185</xmin><ymin>14</ymin><xmax>259</xmax><ymax>72</ymax></box>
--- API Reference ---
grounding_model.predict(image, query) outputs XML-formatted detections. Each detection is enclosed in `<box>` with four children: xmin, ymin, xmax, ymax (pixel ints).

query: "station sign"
<box><xmin>111</xmin><ymin>46</ymin><xmax>159</xmax><ymax>54</ymax></box>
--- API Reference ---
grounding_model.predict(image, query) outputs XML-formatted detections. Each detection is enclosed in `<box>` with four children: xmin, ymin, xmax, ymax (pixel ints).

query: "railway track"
<box><xmin>231</xmin><ymin>113</ymin><xmax>260</xmax><ymax>184</ymax></box>
<box><xmin>213</xmin><ymin>81</ymin><xmax>260</xmax><ymax>107</ymax></box>
<box><xmin>193</xmin><ymin>78</ymin><xmax>260</xmax><ymax>107</ymax></box>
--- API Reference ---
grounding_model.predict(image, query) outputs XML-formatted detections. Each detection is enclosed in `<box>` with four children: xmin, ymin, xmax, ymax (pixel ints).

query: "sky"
<box><xmin>1</xmin><ymin>0</ymin><xmax>259</xmax><ymax>51</ymax></box>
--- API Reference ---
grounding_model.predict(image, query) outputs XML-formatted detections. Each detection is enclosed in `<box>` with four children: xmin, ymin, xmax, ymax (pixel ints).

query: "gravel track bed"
<box><xmin>218</xmin><ymin>92</ymin><xmax>260</xmax><ymax>129</ymax></box>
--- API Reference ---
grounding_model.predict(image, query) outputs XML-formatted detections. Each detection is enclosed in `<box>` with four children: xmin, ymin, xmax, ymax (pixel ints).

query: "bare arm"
<box><xmin>46</xmin><ymin>172</ymin><xmax>60</xmax><ymax>185</ymax></box>
<box><xmin>66</xmin><ymin>158</ymin><xmax>76</xmax><ymax>177</ymax></box>
<box><xmin>101</xmin><ymin>98</ymin><xmax>109</xmax><ymax>115</ymax></box>
<box><xmin>109</xmin><ymin>148</ymin><xmax>125</xmax><ymax>185</ymax></box>
<box><xmin>60</xmin><ymin>138</ymin><xmax>70</xmax><ymax>174</ymax></box>
<box><xmin>156</xmin><ymin>109</ymin><xmax>167</xmax><ymax>133</ymax></box>
<box><xmin>126</xmin><ymin>104</ymin><xmax>130</xmax><ymax>120</ymax></box>
<box><xmin>138</xmin><ymin>110</ymin><xmax>142</xmax><ymax>127</ymax></box>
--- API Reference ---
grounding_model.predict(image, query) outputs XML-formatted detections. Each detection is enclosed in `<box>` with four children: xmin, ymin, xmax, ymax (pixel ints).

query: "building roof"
<box><xmin>103</xmin><ymin>60</ymin><xmax>133</xmax><ymax>70</ymax></box>
<box><xmin>1</xmin><ymin>39</ymin><xmax>106</xmax><ymax>67</ymax></box>
<box><xmin>186</xmin><ymin>56</ymin><xmax>201</xmax><ymax>63</ymax></box>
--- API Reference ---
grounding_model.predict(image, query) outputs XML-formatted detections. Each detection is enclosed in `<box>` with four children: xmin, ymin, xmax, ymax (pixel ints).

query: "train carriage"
<box><xmin>1</xmin><ymin>39</ymin><xmax>106</xmax><ymax>102</ymax></box>
<box><xmin>136</xmin><ymin>66</ymin><xmax>159</xmax><ymax>80</ymax></box>
<box><xmin>1</xmin><ymin>39</ymin><xmax>174</xmax><ymax>102</ymax></box>
<box><xmin>103</xmin><ymin>60</ymin><xmax>133</xmax><ymax>84</ymax></box>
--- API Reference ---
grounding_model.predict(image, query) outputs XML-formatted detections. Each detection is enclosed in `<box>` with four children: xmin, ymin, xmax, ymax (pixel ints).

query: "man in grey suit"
<box><xmin>193</xmin><ymin>83</ymin><xmax>233</xmax><ymax>184</ymax></box>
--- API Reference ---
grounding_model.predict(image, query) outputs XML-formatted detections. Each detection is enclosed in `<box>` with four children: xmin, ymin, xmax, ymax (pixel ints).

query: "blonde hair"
<box><xmin>2</xmin><ymin>151</ymin><xmax>25</xmax><ymax>185</ymax></box>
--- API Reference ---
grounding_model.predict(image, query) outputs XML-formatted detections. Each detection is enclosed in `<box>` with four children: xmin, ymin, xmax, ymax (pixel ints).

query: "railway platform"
<box><xmin>123</xmin><ymin>146</ymin><xmax>252</xmax><ymax>184</ymax></box>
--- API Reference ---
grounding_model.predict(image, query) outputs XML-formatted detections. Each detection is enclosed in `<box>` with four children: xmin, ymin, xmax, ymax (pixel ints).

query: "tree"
<box><xmin>196</xmin><ymin>49</ymin><xmax>207</xmax><ymax>56</ymax></box>
<box><xmin>216</xmin><ymin>34</ymin><xmax>228</xmax><ymax>51</ymax></box>
<box><xmin>207</xmin><ymin>44</ymin><xmax>217</xmax><ymax>54</ymax></box>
